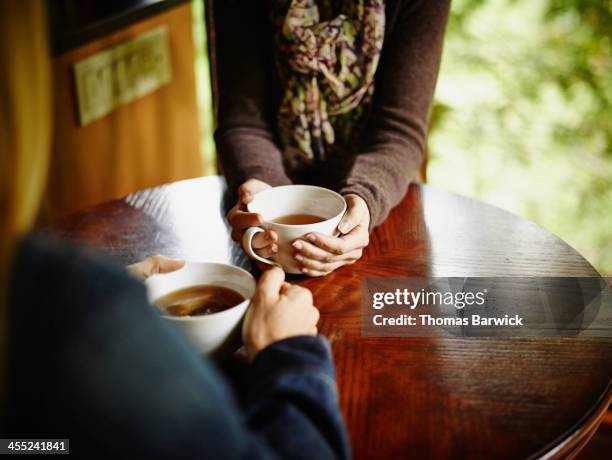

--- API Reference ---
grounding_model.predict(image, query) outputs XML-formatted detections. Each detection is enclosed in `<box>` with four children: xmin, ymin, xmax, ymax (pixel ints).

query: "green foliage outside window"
<box><xmin>429</xmin><ymin>0</ymin><xmax>612</xmax><ymax>272</ymax></box>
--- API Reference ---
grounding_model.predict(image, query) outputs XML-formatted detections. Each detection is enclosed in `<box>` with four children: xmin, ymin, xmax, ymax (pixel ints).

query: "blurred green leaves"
<box><xmin>429</xmin><ymin>0</ymin><xmax>612</xmax><ymax>272</ymax></box>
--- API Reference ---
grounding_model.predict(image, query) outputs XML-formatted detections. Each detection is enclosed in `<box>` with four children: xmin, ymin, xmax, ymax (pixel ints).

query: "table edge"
<box><xmin>533</xmin><ymin>380</ymin><xmax>611</xmax><ymax>459</ymax></box>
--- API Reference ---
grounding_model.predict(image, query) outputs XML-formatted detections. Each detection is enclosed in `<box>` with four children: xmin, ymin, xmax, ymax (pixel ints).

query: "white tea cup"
<box><xmin>145</xmin><ymin>261</ymin><xmax>255</xmax><ymax>354</ymax></box>
<box><xmin>242</xmin><ymin>185</ymin><xmax>347</xmax><ymax>274</ymax></box>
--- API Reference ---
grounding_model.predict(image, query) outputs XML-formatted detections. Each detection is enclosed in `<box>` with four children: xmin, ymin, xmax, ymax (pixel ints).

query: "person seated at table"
<box><xmin>0</xmin><ymin>3</ymin><xmax>348</xmax><ymax>459</ymax></box>
<box><xmin>219</xmin><ymin>0</ymin><xmax>450</xmax><ymax>276</ymax></box>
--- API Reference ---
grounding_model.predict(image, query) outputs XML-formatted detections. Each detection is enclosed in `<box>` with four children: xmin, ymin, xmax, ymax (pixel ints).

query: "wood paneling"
<box><xmin>45</xmin><ymin>3</ymin><xmax>202</xmax><ymax>220</ymax></box>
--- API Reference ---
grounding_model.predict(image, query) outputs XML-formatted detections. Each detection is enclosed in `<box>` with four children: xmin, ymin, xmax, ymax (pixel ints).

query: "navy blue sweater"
<box><xmin>4</xmin><ymin>235</ymin><xmax>350</xmax><ymax>459</ymax></box>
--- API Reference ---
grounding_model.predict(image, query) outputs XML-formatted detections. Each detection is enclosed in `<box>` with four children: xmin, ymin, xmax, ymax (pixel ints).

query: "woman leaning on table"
<box><xmin>0</xmin><ymin>2</ymin><xmax>348</xmax><ymax>459</ymax></box>
<box><xmin>221</xmin><ymin>0</ymin><xmax>450</xmax><ymax>276</ymax></box>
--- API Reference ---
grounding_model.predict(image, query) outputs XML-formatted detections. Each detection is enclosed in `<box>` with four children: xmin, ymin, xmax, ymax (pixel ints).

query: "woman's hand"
<box><xmin>227</xmin><ymin>179</ymin><xmax>279</xmax><ymax>259</ymax></box>
<box><xmin>243</xmin><ymin>266</ymin><xmax>319</xmax><ymax>360</ymax></box>
<box><xmin>292</xmin><ymin>194</ymin><xmax>370</xmax><ymax>277</ymax></box>
<box><xmin>127</xmin><ymin>255</ymin><xmax>185</xmax><ymax>280</ymax></box>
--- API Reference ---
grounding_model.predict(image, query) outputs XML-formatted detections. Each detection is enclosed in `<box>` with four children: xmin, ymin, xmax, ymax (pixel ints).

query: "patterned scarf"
<box><xmin>272</xmin><ymin>0</ymin><xmax>385</xmax><ymax>169</ymax></box>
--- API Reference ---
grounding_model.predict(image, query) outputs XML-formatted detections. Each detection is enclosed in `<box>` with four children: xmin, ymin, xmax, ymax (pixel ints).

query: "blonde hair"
<box><xmin>0</xmin><ymin>0</ymin><xmax>51</xmax><ymax>393</ymax></box>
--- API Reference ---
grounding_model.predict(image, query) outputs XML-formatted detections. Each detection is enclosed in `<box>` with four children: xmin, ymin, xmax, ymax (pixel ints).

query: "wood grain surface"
<box><xmin>50</xmin><ymin>176</ymin><xmax>612</xmax><ymax>459</ymax></box>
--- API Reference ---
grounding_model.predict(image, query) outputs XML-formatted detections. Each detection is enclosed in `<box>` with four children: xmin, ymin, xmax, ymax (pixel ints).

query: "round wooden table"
<box><xmin>51</xmin><ymin>176</ymin><xmax>611</xmax><ymax>459</ymax></box>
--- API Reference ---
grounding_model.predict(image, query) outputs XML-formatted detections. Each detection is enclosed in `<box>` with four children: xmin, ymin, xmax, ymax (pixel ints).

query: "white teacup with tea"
<box><xmin>146</xmin><ymin>261</ymin><xmax>256</xmax><ymax>354</ymax></box>
<box><xmin>242</xmin><ymin>185</ymin><xmax>347</xmax><ymax>274</ymax></box>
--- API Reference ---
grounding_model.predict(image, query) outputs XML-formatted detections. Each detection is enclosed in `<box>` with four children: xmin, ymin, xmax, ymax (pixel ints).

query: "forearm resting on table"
<box><xmin>341</xmin><ymin>139</ymin><xmax>423</xmax><ymax>229</ymax></box>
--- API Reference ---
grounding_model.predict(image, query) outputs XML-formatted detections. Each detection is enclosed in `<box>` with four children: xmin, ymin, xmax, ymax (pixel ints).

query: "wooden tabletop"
<box><xmin>51</xmin><ymin>176</ymin><xmax>611</xmax><ymax>460</ymax></box>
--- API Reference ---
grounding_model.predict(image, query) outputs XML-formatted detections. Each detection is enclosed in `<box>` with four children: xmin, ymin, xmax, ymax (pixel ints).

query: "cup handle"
<box><xmin>242</xmin><ymin>227</ymin><xmax>278</xmax><ymax>267</ymax></box>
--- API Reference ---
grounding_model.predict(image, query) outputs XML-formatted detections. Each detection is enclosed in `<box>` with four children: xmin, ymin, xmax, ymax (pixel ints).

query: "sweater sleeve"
<box><xmin>214</xmin><ymin>0</ymin><xmax>292</xmax><ymax>198</ymax></box>
<box><xmin>246</xmin><ymin>336</ymin><xmax>351</xmax><ymax>460</ymax></box>
<box><xmin>8</xmin><ymin>236</ymin><xmax>349</xmax><ymax>459</ymax></box>
<box><xmin>340</xmin><ymin>0</ymin><xmax>450</xmax><ymax>228</ymax></box>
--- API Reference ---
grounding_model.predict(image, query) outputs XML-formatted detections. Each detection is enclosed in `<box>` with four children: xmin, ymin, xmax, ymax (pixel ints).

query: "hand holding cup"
<box><xmin>242</xmin><ymin>266</ymin><xmax>319</xmax><ymax>360</ymax></box>
<box><xmin>227</xmin><ymin>179</ymin><xmax>279</xmax><ymax>259</ymax></box>
<box><xmin>240</xmin><ymin>185</ymin><xmax>347</xmax><ymax>274</ymax></box>
<box><xmin>292</xmin><ymin>194</ymin><xmax>370</xmax><ymax>277</ymax></box>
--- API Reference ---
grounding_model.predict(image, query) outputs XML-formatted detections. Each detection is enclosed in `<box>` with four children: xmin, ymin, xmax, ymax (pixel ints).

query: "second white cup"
<box><xmin>242</xmin><ymin>185</ymin><xmax>347</xmax><ymax>274</ymax></box>
<box><xmin>146</xmin><ymin>261</ymin><xmax>256</xmax><ymax>355</ymax></box>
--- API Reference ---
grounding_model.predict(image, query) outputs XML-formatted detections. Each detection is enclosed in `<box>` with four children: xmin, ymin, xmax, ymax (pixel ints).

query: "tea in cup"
<box><xmin>146</xmin><ymin>261</ymin><xmax>256</xmax><ymax>354</ymax></box>
<box><xmin>242</xmin><ymin>185</ymin><xmax>347</xmax><ymax>274</ymax></box>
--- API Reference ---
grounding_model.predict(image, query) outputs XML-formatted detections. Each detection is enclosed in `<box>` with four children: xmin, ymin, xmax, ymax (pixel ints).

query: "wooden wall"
<box><xmin>45</xmin><ymin>2</ymin><xmax>202</xmax><ymax>220</ymax></box>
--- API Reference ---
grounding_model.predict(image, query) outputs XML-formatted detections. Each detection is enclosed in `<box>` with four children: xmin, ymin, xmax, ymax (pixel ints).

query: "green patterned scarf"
<box><xmin>272</xmin><ymin>0</ymin><xmax>385</xmax><ymax>169</ymax></box>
